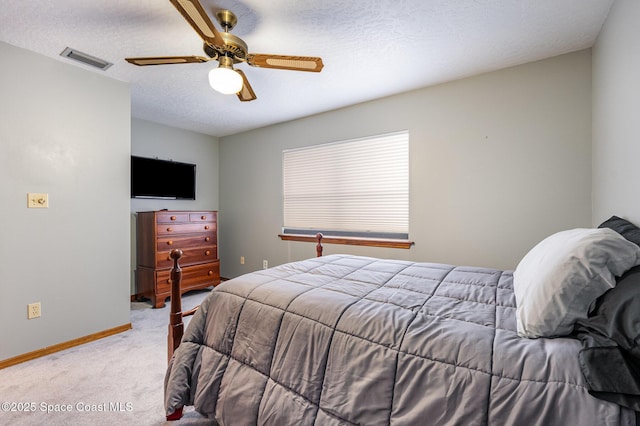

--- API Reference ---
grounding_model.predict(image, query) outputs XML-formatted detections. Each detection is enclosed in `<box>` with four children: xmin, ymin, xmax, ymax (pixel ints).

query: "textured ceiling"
<box><xmin>0</xmin><ymin>0</ymin><xmax>614</xmax><ymax>137</ymax></box>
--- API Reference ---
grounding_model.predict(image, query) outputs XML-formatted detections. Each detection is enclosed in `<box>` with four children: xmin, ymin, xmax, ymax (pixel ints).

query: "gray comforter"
<box><xmin>165</xmin><ymin>254</ymin><xmax>636</xmax><ymax>425</ymax></box>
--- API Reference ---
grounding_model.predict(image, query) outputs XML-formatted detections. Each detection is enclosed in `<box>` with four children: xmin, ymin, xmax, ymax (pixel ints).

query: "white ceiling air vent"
<box><xmin>60</xmin><ymin>47</ymin><xmax>112</xmax><ymax>70</ymax></box>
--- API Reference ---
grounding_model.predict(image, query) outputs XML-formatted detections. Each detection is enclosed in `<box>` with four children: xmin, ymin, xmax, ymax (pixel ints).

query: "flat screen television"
<box><xmin>131</xmin><ymin>155</ymin><xmax>196</xmax><ymax>200</ymax></box>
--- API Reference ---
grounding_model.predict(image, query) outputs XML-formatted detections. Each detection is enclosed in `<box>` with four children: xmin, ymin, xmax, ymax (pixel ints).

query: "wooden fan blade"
<box><xmin>125</xmin><ymin>56</ymin><xmax>210</xmax><ymax>66</ymax></box>
<box><xmin>235</xmin><ymin>69</ymin><xmax>257</xmax><ymax>102</ymax></box>
<box><xmin>246</xmin><ymin>54</ymin><xmax>324</xmax><ymax>72</ymax></box>
<box><xmin>169</xmin><ymin>0</ymin><xmax>225</xmax><ymax>47</ymax></box>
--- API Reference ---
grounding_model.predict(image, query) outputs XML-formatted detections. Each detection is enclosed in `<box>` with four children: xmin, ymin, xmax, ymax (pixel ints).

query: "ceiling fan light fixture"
<box><xmin>209</xmin><ymin>58</ymin><xmax>243</xmax><ymax>95</ymax></box>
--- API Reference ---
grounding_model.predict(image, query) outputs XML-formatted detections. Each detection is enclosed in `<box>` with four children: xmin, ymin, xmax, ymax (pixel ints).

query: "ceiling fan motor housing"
<box><xmin>203</xmin><ymin>32</ymin><xmax>247</xmax><ymax>62</ymax></box>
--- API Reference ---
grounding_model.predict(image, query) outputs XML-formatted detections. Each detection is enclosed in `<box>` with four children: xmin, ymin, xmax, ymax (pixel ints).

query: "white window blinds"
<box><xmin>283</xmin><ymin>130</ymin><xmax>409</xmax><ymax>239</ymax></box>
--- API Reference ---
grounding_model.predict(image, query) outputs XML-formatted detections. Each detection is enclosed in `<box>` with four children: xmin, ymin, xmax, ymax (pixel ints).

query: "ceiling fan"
<box><xmin>125</xmin><ymin>0</ymin><xmax>324</xmax><ymax>102</ymax></box>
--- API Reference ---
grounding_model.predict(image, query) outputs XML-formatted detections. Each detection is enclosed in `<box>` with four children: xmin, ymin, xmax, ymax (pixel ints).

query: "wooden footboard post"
<box><xmin>316</xmin><ymin>233</ymin><xmax>323</xmax><ymax>257</ymax></box>
<box><xmin>168</xmin><ymin>249</ymin><xmax>184</xmax><ymax>362</ymax></box>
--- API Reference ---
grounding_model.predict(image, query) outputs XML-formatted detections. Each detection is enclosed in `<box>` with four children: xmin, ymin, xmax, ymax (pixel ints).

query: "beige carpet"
<box><xmin>0</xmin><ymin>290</ymin><xmax>217</xmax><ymax>425</ymax></box>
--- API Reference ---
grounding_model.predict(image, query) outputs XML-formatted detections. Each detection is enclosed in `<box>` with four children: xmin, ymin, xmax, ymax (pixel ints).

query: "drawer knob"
<box><xmin>204</xmin><ymin>225</ymin><xmax>210</xmax><ymax>230</ymax></box>
<box><xmin>205</xmin><ymin>250</ymin><xmax>211</xmax><ymax>256</ymax></box>
<box><xmin>201</xmin><ymin>215</ymin><xmax>206</xmax><ymax>220</ymax></box>
<box><xmin>167</xmin><ymin>240</ymin><xmax>173</xmax><ymax>245</ymax></box>
<box><xmin>167</xmin><ymin>279</ymin><xmax>172</xmax><ymax>284</ymax></box>
<box><xmin>208</xmin><ymin>271</ymin><xmax>213</xmax><ymax>276</ymax></box>
<box><xmin>170</xmin><ymin>216</ymin><xmax>177</xmax><ymax>221</ymax></box>
<box><xmin>166</xmin><ymin>227</ymin><xmax>172</xmax><ymax>232</ymax></box>
<box><xmin>204</xmin><ymin>237</ymin><xmax>210</xmax><ymax>242</ymax></box>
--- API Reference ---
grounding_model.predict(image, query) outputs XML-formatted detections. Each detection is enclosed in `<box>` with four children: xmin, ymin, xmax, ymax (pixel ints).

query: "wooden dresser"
<box><xmin>136</xmin><ymin>210</ymin><xmax>220</xmax><ymax>308</ymax></box>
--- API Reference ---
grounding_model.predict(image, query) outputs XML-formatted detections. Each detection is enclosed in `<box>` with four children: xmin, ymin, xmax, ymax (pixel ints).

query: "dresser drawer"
<box><xmin>157</xmin><ymin>232</ymin><xmax>216</xmax><ymax>251</ymax></box>
<box><xmin>156</xmin><ymin>213</ymin><xmax>190</xmax><ymax>223</ymax></box>
<box><xmin>156</xmin><ymin>212</ymin><xmax>215</xmax><ymax>224</ymax></box>
<box><xmin>157</xmin><ymin>246</ymin><xmax>218</xmax><ymax>268</ymax></box>
<box><xmin>157</xmin><ymin>222</ymin><xmax>216</xmax><ymax>235</ymax></box>
<box><xmin>190</xmin><ymin>212</ymin><xmax>215</xmax><ymax>222</ymax></box>
<box><xmin>156</xmin><ymin>261</ymin><xmax>220</xmax><ymax>295</ymax></box>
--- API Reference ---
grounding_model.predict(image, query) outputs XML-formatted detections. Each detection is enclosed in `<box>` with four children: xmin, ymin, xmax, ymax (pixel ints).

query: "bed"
<box><xmin>164</xmin><ymin>219</ymin><xmax>640</xmax><ymax>425</ymax></box>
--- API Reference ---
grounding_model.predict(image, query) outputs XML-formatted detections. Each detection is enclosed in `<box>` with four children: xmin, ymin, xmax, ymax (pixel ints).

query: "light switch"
<box><xmin>27</xmin><ymin>193</ymin><xmax>49</xmax><ymax>208</ymax></box>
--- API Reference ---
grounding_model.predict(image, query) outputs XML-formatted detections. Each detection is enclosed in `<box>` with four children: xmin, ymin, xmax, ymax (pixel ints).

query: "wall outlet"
<box><xmin>28</xmin><ymin>302</ymin><xmax>41</xmax><ymax>319</ymax></box>
<box><xmin>240</xmin><ymin>256</ymin><xmax>245</xmax><ymax>265</ymax></box>
<box><xmin>263</xmin><ymin>260</ymin><xmax>268</xmax><ymax>269</ymax></box>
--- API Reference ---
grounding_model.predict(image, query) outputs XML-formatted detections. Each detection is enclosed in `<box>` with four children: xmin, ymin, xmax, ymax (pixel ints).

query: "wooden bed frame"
<box><xmin>167</xmin><ymin>233</ymin><xmax>325</xmax><ymax>361</ymax></box>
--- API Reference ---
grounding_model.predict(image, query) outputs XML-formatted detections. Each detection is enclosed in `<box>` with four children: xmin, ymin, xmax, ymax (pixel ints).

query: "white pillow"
<box><xmin>514</xmin><ymin>228</ymin><xmax>640</xmax><ymax>338</ymax></box>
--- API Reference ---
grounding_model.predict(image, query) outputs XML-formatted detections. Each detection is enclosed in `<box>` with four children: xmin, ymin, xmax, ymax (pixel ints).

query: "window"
<box><xmin>282</xmin><ymin>130</ymin><xmax>409</xmax><ymax>244</ymax></box>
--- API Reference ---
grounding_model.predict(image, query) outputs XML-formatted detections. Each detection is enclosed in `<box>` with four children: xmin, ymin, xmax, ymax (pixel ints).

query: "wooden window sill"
<box><xmin>278</xmin><ymin>234</ymin><xmax>414</xmax><ymax>249</ymax></box>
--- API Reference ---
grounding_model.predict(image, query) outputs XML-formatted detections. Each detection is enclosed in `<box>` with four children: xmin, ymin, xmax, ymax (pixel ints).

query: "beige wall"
<box><xmin>0</xmin><ymin>42</ymin><xmax>131</xmax><ymax>360</ymax></box>
<box><xmin>592</xmin><ymin>0</ymin><xmax>640</xmax><ymax>225</ymax></box>
<box><xmin>219</xmin><ymin>50</ymin><xmax>593</xmax><ymax>277</ymax></box>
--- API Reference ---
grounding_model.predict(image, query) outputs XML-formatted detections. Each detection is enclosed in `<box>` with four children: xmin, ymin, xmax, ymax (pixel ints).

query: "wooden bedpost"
<box><xmin>168</xmin><ymin>249</ymin><xmax>183</xmax><ymax>362</ymax></box>
<box><xmin>316</xmin><ymin>233</ymin><xmax>323</xmax><ymax>257</ymax></box>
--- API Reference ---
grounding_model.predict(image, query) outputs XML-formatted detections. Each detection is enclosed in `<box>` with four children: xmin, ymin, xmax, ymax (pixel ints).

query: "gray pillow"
<box><xmin>598</xmin><ymin>215</ymin><xmax>640</xmax><ymax>247</ymax></box>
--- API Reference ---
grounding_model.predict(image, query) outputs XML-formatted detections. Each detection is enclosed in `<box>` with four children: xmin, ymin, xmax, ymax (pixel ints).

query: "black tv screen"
<box><xmin>131</xmin><ymin>156</ymin><xmax>196</xmax><ymax>200</ymax></box>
